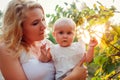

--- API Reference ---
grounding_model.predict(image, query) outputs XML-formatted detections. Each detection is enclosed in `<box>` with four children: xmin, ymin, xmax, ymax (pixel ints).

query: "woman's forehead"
<box><xmin>24</xmin><ymin>8</ymin><xmax>44</xmax><ymax>20</ymax></box>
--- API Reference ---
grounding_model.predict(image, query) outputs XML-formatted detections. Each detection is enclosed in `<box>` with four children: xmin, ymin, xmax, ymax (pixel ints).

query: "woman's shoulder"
<box><xmin>0</xmin><ymin>45</ymin><xmax>19</xmax><ymax>67</ymax></box>
<box><xmin>0</xmin><ymin>43</ymin><xmax>8</xmax><ymax>55</ymax></box>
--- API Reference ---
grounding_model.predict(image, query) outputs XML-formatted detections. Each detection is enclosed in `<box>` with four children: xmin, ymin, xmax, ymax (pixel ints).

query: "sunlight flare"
<box><xmin>76</xmin><ymin>24</ymin><xmax>106</xmax><ymax>44</ymax></box>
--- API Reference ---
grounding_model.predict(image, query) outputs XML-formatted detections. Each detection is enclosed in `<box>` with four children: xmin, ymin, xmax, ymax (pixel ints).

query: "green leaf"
<box><xmin>92</xmin><ymin>77</ymin><xmax>102</xmax><ymax>80</ymax></box>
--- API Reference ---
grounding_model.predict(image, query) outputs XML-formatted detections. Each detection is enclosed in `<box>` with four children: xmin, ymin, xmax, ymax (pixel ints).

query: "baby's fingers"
<box><xmin>46</xmin><ymin>48</ymin><xmax>52</xmax><ymax>60</ymax></box>
<box><xmin>40</xmin><ymin>43</ymin><xmax>47</xmax><ymax>55</ymax></box>
<box><xmin>40</xmin><ymin>43</ymin><xmax>46</xmax><ymax>49</ymax></box>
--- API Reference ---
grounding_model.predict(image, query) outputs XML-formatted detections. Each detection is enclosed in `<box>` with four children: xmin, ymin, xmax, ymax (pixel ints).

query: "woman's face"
<box><xmin>22</xmin><ymin>8</ymin><xmax>46</xmax><ymax>44</ymax></box>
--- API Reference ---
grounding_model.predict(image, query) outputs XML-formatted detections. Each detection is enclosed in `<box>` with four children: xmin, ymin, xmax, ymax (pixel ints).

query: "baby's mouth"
<box><xmin>63</xmin><ymin>40</ymin><xmax>67</xmax><ymax>42</ymax></box>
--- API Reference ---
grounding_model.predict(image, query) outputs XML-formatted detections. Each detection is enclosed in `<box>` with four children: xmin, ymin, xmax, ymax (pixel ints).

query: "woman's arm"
<box><xmin>0</xmin><ymin>47</ymin><xmax>27</xmax><ymax>80</ymax></box>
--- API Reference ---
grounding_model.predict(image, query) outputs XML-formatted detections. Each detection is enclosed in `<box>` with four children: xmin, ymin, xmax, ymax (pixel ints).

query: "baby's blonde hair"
<box><xmin>53</xmin><ymin>17</ymin><xmax>76</xmax><ymax>31</ymax></box>
<box><xmin>0</xmin><ymin>0</ymin><xmax>44</xmax><ymax>57</ymax></box>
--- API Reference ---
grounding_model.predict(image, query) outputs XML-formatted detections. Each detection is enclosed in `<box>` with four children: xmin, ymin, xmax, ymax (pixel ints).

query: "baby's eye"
<box><xmin>59</xmin><ymin>31</ymin><xmax>63</xmax><ymax>34</ymax></box>
<box><xmin>67</xmin><ymin>32</ymin><xmax>72</xmax><ymax>35</ymax></box>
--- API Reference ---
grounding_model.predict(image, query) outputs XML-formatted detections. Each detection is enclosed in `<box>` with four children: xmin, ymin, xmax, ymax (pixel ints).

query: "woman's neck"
<box><xmin>30</xmin><ymin>41</ymin><xmax>41</xmax><ymax>59</ymax></box>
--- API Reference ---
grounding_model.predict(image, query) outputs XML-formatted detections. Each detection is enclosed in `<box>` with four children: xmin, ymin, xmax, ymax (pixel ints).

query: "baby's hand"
<box><xmin>39</xmin><ymin>43</ymin><xmax>52</xmax><ymax>62</ymax></box>
<box><xmin>89</xmin><ymin>37</ymin><xmax>98</xmax><ymax>47</ymax></box>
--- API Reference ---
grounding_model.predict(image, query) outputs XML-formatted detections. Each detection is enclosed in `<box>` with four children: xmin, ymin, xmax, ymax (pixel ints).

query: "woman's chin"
<box><xmin>39</xmin><ymin>36</ymin><xmax>44</xmax><ymax>41</ymax></box>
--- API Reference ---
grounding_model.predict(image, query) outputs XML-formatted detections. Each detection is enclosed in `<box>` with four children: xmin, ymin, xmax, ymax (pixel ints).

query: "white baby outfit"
<box><xmin>50</xmin><ymin>41</ymin><xmax>86</xmax><ymax>80</ymax></box>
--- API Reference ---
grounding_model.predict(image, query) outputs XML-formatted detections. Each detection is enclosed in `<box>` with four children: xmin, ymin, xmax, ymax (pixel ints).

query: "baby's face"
<box><xmin>53</xmin><ymin>25</ymin><xmax>75</xmax><ymax>47</ymax></box>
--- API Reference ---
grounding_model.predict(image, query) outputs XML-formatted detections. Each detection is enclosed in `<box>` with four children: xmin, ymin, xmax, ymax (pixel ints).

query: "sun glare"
<box><xmin>77</xmin><ymin>24</ymin><xmax>106</xmax><ymax>44</ymax></box>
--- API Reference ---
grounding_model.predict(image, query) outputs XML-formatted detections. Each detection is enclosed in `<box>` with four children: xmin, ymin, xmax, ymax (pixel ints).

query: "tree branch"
<box><xmin>108</xmin><ymin>70</ymin><xmax>120</xmax><ymax>79</ymax></box>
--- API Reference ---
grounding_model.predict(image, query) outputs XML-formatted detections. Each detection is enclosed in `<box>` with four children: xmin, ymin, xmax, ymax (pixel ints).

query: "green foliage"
<box><xmin>46</xmin><ymin>1</ymin><xmax>120</xmax><ymax>79</ymax></box>
<box><xmin>0</xmin><ymin>10</ymin><xmax>2</xmax><ymax>18</ymax></box>
<box><xmin>47</xmin><ymin>31</ymin><xmax>56</xmax><ymax>44</ymax></box>
<box><xmin>0</xmin><ymin>10</ymin><xmax>3</xmax><ymax>26</ymax></box>
<box><xmin>92</xmin><ymin>25</ymin><xmax>120</xmax><ymax>79</ymax></box>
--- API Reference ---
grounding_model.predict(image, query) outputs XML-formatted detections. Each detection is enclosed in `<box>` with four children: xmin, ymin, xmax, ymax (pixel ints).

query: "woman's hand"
<box><xmin>63</xmin><ymin>65</ymin><xmax>87</xmax><ymax>80</ymax></box>
<box><xmin>71</xmin><ymin>65</ymin><xmax>87</xmax><ymax>80</ymax></box>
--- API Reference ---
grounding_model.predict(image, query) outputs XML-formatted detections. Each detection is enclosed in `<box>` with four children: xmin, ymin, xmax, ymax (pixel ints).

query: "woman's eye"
<box><xmin>32</xmin><ymin>21</ymin><xmax>38</xmax><ymax>26</ymax></box>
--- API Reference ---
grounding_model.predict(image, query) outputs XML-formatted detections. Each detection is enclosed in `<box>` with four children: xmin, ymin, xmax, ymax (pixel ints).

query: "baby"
<box><xmin>40</xmin><ymin>17</ymin><xmax>98</xmax><ymax>80</ymax></box>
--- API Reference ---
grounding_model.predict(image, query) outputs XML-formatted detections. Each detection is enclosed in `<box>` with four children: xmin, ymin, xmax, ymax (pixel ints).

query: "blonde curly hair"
<box><xmin>0</xmin><ymin>0</ymin><xmax>44</xmax><ymax>57</ymax></box>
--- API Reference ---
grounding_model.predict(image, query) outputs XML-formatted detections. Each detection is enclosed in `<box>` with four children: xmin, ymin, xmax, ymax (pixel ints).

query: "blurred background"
<box><xmin>0</xmin><ymin>0</ymin><xmax>120</xmax><ymax>80</ymax></box>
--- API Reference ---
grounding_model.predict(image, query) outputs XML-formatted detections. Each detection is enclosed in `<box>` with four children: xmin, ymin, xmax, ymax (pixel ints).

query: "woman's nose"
<box><xmin>40</xmin><ymin>22</ymin><xmax>46</xmax><ymax>30</ymax></box>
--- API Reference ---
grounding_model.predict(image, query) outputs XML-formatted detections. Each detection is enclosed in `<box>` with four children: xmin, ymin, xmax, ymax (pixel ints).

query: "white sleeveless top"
<box><xmin>20</xmin><ymin>50</ymin><xmax>55</xmax><ymax>80</ymax></box>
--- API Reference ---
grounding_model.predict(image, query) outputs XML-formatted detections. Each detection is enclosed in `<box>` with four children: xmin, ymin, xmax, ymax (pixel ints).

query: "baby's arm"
<box><xmin>39</xmin><ymin>43</ymin><xmax>52</xmax><ymax>62</ymax></box>
<box><xmin>85</xmin><ymin>38</ymin><xmax>98</xmax><ymax>62</ymax></box>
